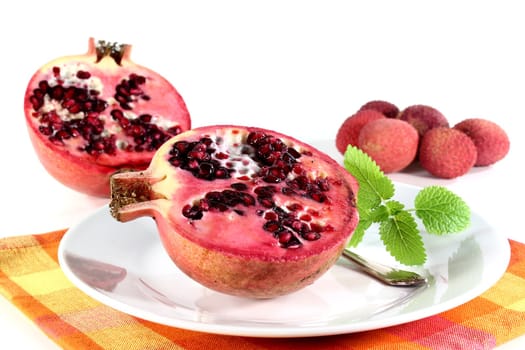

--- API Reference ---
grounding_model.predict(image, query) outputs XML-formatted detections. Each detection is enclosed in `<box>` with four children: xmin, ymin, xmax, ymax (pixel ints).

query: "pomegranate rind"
<box><xmin>156</xmin><ymin>214</ymin><xmax>350</xmax><ymax>298</ymax></box>
<box><xmin>24</xmin><ymin>38</ymin><xmax>191</xmax><ymax>197</ymax></box>
<box><xmin>26</xmin><ymin>125</ymin><xmax>134</xmax><ymax>197</ymax></box>
<box><xmin>111</xmin><ymin>125</ymin><xmax>359</xmax><ymax>298</ymax></box>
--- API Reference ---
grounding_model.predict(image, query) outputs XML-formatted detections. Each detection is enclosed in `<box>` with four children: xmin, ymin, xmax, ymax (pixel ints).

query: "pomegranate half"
<box><xmin>110</xmin><ymin>125</ymin><xmax>359</xmax><ymax>298</ymax></box>
<box><xmin>24</xmin><ymin>38</ymin><xmax>191</xmax><ymax>197</ymax></box>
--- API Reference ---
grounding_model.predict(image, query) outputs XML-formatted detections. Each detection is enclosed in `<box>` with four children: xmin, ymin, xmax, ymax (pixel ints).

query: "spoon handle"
<box><xmin>341</xmin><ymin>249</ymin><xmax>427</xmax><ymax>287</ymax></box>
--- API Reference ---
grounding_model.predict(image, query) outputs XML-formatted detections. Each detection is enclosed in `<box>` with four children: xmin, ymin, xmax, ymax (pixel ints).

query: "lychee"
<box><xmin>398</xmin><ymin>104</ymin><xmax>449</xmax><ymax>137</ymax></box>
<box><xmin>453</xmin><ymin>118</ymin><xmax>510</xmax><ymax>166</ymax></box>
<box><xmin>357</xmin><ymin>118</ymin><xmax>419</xmax><ymax>173</ymax></box>
<box><xmin>335</xmin><ymin>109</ymin><xmax>386</xmax><ymax>154</ymax></box>
<box><xmin>418</xmin><ymin>127</ymin><xmax>477</xmax><ymax>179</ymax></box>
<box><xmin>358</xmin><ymin>100</ymin><xmax>400</xmax><ymax>119</ymax></box>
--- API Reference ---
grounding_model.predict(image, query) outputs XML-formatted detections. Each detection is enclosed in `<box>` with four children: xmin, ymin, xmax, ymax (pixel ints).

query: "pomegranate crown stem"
<box><xmin>95</xmin><ymin>39</ymin><xmax>129</xmax><ymax>65</ymax></box>
<box><xmin>109</xmin><ymin>171</ymin><xmax>167</xmax><ymax>220</ymax></box>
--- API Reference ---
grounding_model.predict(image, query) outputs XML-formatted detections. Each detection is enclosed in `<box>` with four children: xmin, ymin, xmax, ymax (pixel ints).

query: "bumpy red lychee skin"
<box><xmin>419</xmin><ymin>127</ymin><xmax>477</xmax><ymax>179</ymax></box>
<box><xmin>357</xmin><ymin>118</ymin><xmax>419</xmax><ymax>173</ymax></box>
<box><xmin>453</xmin><ymin>118</ymin><xmax>510</xmax><ymax>166</ymax></box>
<box><xmin>358</xmin><ymin>100</ymin><xmax>400</xmax><ymax>119</ymax></box>
<box><xmin>335</xmin><ymin>110</ymin><xmax>386</xmax><ymax>154</ymax></box>
<box><xmin>398</xmin><ymin>104</ymin><xmax>449</xmax><ymax>137</ymax></box>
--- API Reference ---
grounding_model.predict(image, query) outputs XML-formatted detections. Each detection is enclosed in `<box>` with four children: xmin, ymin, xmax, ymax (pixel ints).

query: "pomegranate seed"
<box><xmin>115</xmin><ymin>94</ymin><xmax>130</xmax><ymax>104</ymax></box>
<box><xmin>55</xmin><ymin>130</ymin><xmax>71</xmax><ymax>140</ymax></box>
<box><xmin>264</xmin><ymin>212</ymin><xmax>278</xmax><ymax>221</ymax></box>
<box><xmin>63</xmin><ymin>87</ymin><xmax>76</xmax><ymax>99</ymax></box>
<box><xmin>85</xmin><ymin>111</ymin><xmax>99</xmax><ymax>119</ymax></box>
<box><xmin>238</xmin><ymin>193</ymin><xmax>254</xmax><ymax>206</ymax></box>
<box><xmin>182</xmin><ymin>204</ymin><xmax>203</xmax><ymax>220</ymax></box>
<box><xmin>133</xmin><ymin>74</ymin><xmax>146</xmax><ymax>84</ymax></box>
<box><xmin>259</xmin><ymin>197</ymin><xmax>274</xmax><ymax>208</ymax></box>
<box><xmin>281</xmin><ymin>235</ymin><xmax>302</xmax><ymax>248</ymax></box>
<box><xmin>139</xmin><ymin>114</ymin><xmax>152</xmax><ymax>123</ymax></box>
<box><xmin>51</xmin><ymin>85</ymin><xmax>65</xmax><ymax>100</ymax></box>
<box><xmin>38</xmin><ymin>80</ymin><xmax>50</xmax><ymax>90</ymax></box>
<box><xmin>324</xmin><ymin>224</ymin><xmax>335</xmax><ymax>232</ymax></box>
<box><xmin>292</xmin><ymin>163</ymin><xmax>303</xmax><ymax>175</ymax></box>
<box><xmin>246</xmin><ymin>131</ymin><xmax>266</xmax><ymax>146</ymax></box>
<box><xmin>30</xmin><ymin>96</ymin><xmax>43</xmax><ymax>110</ymax></box>
<box><xmin>291</xmin><ymin>220</ymin><xmax>303</xmax><ymax>231</ymax></box>
<box><xmin>317</xmin><ymin>178</ymin><xmax>330</xmax><ymax>191</ymax></box>
<box><xmin>307</xmin><ymin>209</ymin><xmax>319</xmax><ymax>217</ymax></box>
<box><xmin>230</xmin><ymin>183</ymin><xmax>248</xmax><ymax>191</ymax></box>
<box><xmin>278</xmin><ymin>230</ymin><xmax>293</xmax><ymax>244</ymax></box>
<box><xmin>32</xmin><ymin>89</ymin><xmax>44</xmax><ymax>99</ymax></box>
<box><xmin>69</xmin><ymin>128</ymin><xmax>80</xmax><ymax>137</ymax></box>
<box><xmin>198</xmin><ymin>199</ymin><xmax>210</xmax><ymax>211</ymax></box>
<box><xmin>214</xmin><ymin>168</ymin><xmax>231</xmax><ymax>179</ymax></box>
<box><xmin>93</xmin><ymin>141</ymin><xmax>105</xmax><ymax>150</ymax></box>
<box><xmin>130</xmin><ymin>125</ymin><xmax>144</xmax><ymax>136</ymax></box>
<box><xmin>117</xmin><ymin>86</ymin><xmax>130</xmax><ymax>96</ymax></box>
<box><xmin>254</xmin><ymin>186</ymin><xmax>276</xmax><ymax>196</ymax></box>
<box><xmin>215</xmin><ymin>152</ymin><xmax>229</xmax><ymax>160</ymax></box>
<box><xmin>62</xmin><ymin>99</ymin><xmax>75</xmax><ymax>109</ymax></box>
<box><xmin>167</xmin><ymin>126</ymin><xmax>182</xmax><ymax>135</ymax></box>
<box><xmin>49</xmin><ymin>136</ymin><xmax>63</xmax><ymax>145</ymax></box>
<box><xmin>68</xmin><ymin>103</ymin><xmax>82</xmax><ymax>114</ymax></box>
<box><xmin>129</xmin><ymin>87</ymin><xmax>143</xmax><ymax>95</ymax></box>
<box><xmin>286</xmin><ymin>203</ymin><xmax>303</xmax><ymax>211</ymax></box>
<box><xmin>310</xmin><ymin>223</ymin><xmax>324</xmax><ymax>233</ymax></box>
<box><xmin>302</xmin><ymin>232</ymin><xmax>320</xmax><ymax>241</ymax></box>
<box><xmin>38</xmin><ymin>126</ymin><xmax>52</xmax><ymax>135</ymax></box>
<box><xmin>196</xmin><ymin>162</ymin><xmax>215</xmax><ymax>179</ymax></box>
<box><xmin>287</xmin><ymin>147</ymin><xmax>301</xmax><ymax>158</ymax></box>
<box><xmin>76</xmin><ymin>70</ymin><xmax>91</xmax><ymax>79</ymax></box>
<box><xmin>300</xmin><ymin>214</ymin><xmax>311</xmax><ymax>222</ymax></box>
<box><xmin>309</xmin><ymin>191</ymin><xmax>327</xmax><ymax>203</ymax></box>
<box><xmin>263</xmin><ymin>221</ymin><xmax>281</xmax><ymax>233</ymax></box>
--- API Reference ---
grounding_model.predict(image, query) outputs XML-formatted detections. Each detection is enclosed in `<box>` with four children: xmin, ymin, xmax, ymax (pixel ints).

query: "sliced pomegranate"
<box><xmin>110</xmin><ymin>125</ymin><xmax>359</xmax><ymax>298</ymax></box>
<box><xmin>24</xmin><ymin>38</ymin><xmax>191</xmax><ymax>197</ymax></box>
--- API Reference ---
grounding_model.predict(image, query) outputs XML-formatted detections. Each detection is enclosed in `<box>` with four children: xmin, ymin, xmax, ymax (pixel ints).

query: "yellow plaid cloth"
<box><xmin>1</xmin><ymin>229</ymin><xmax>525</xmax><ymax>349</ymax></box>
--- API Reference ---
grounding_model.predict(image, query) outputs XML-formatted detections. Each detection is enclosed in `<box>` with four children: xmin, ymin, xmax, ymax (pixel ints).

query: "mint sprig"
<box><xmin>343</xmin><ymin>145</ymin><xmax>471</xmax><ymax>266</ymax></box>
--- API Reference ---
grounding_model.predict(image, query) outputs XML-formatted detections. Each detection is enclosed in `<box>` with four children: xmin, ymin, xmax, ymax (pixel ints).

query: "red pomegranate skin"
<box><xmin>24</xmin><ymin>38</ymin><xmax>191</xmax><ymax>197</ymax></box>
<box><xmin>110</xmin><ymin>125</ymin><xmax>359</xmax><ymax>298</ymax></box>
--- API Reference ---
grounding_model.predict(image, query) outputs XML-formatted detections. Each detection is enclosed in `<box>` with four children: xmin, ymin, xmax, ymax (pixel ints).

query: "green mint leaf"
<box><xmin>379</xmin><ymin>210</ymin><xmax>426</xmax><ymax>265</ymax></box>
<box><xmin>347</xmin><ymin>217</ymin><xmax>372</xmax><ymax>247</ymax></box>
<box><xmin>385</xmin><ymin>200</ymin><xmax>405</xmax><ymax>215</ymax></box>
<box><xmin>342</xmin><ymin>145</ymin><xmax>469</xmax><ymax>266</ymax></box>
<box><xmin>343</xmin><ymin>145</ymin><xmax>394</xmax><ymax>209</ymax></box>
<box><xmin>370</xmin><ymin>205</ymin><xmax>389</xmax><ymax>223</ymax></box>
<box><xmin>414</xmin><ymin>186</ymin><xmax>471</xmax><ymax>234</ymax></box>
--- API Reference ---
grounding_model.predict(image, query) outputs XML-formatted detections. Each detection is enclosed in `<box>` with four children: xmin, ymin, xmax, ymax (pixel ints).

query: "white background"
<box><xmin>1</xmin><ymin>1</ymin><xmax>523</xmax><ymax>348</ymax></box>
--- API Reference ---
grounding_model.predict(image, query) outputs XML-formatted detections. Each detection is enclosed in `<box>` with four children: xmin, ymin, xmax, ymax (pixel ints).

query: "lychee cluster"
<box><xmin>335</xmin><ymin>100</ymin><xmax>510</xmax><ymax>179</ymax></box>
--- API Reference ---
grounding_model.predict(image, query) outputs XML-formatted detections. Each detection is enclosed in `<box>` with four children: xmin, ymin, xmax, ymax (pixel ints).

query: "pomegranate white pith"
<box><xmin>24</xmin><ymin>38</ymin><xmax>191</xmax><ymax>197</ymax></box>
<box><xmin>110</xmin><ymin>126</ymin><xmax>359</xmax><ymax>298</ymax></box>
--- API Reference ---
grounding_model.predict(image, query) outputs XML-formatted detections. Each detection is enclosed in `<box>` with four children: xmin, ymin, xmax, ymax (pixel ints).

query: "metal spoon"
<box><xmin>341</xmin><ymin>249</ymin><xmax>427</xmax><ymax>287</ymax></box>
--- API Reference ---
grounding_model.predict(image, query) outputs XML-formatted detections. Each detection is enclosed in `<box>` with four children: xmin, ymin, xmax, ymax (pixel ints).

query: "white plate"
<box><xmin>58</xmin><ymin>183</ymin><xmax>510</xmax><ymax>338</ymax></box>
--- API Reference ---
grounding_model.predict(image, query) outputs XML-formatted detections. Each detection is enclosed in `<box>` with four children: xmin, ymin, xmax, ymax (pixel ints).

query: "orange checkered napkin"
<box><xmin>1</xmin><ymin>229</ymin><xmax>525</xmax><ymax>350</ymax></box>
